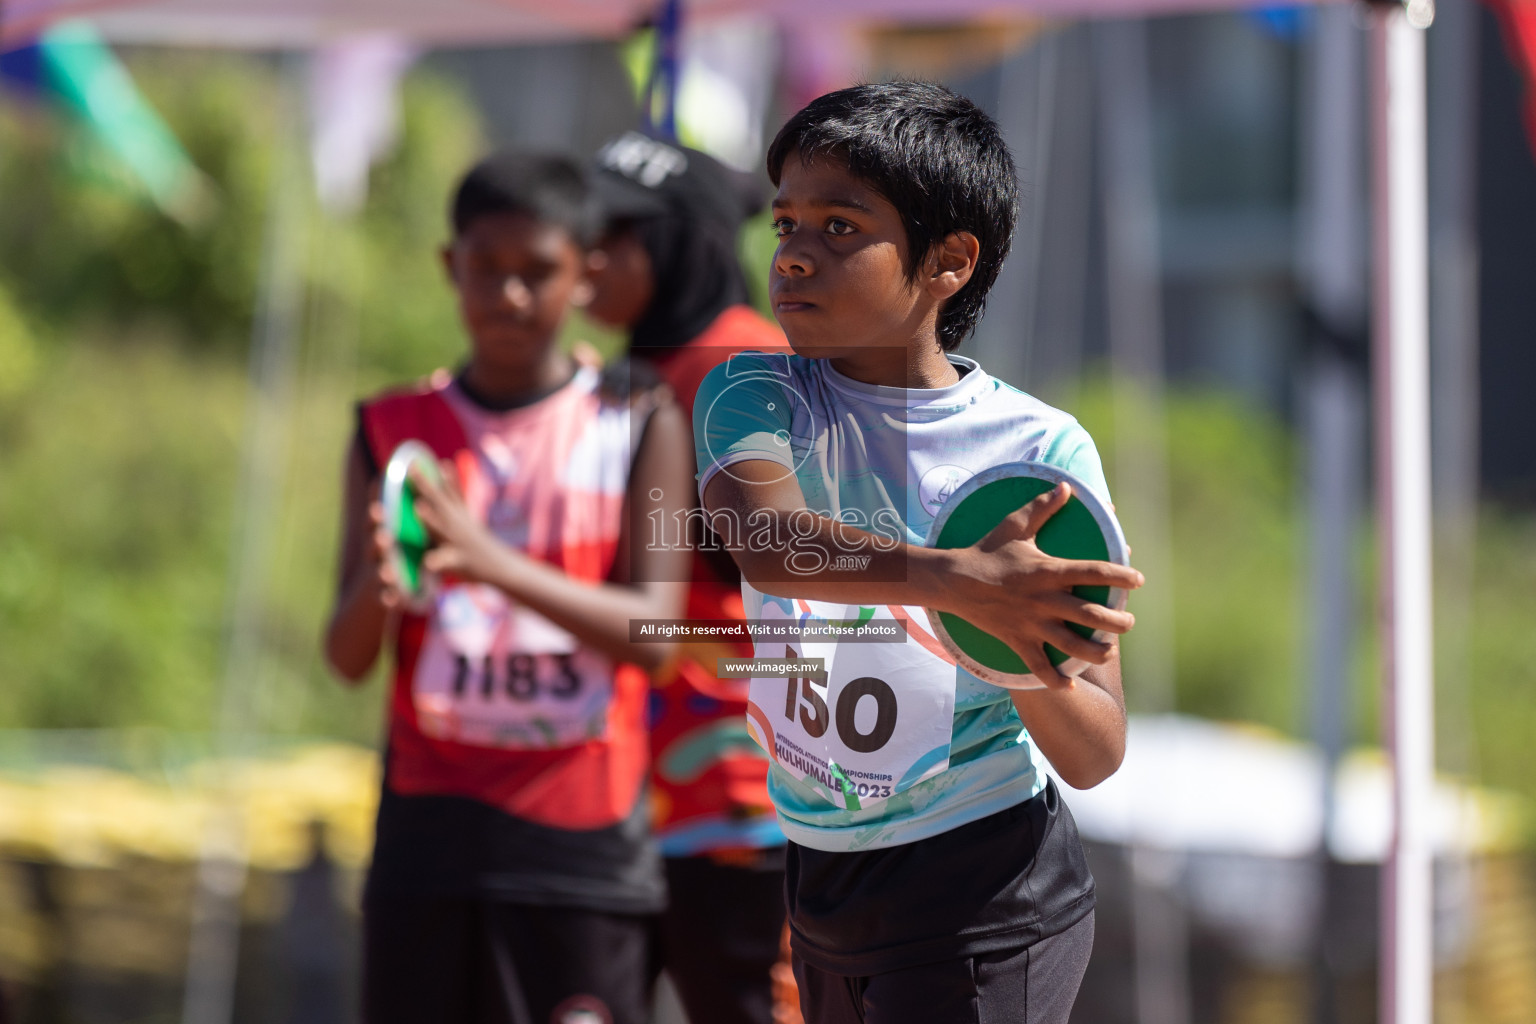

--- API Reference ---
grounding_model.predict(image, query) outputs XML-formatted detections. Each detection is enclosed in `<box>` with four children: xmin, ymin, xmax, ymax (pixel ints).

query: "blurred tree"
<box><xmin>0</xmin><ymin>279</ymin><xmax>38</xmax><ymax>400</ymax></box>
<box><xmin>0</xmin><ymin>341</ymin><xmax>244</xmax><ymax>730</ymax></box>
<box><xmin>0</xmin><ymin>52</ymin><xmax>272</xmax><ymax>350</ymax></box>
<box><xmin>0</xmin><ymin>53</ymin><xmax>487</xmax><ymax>739</ymax></box>
<box><xmin>0</xmin><ymin>51</ymin><xmax>484</xmax><ymax>374</ymax></box>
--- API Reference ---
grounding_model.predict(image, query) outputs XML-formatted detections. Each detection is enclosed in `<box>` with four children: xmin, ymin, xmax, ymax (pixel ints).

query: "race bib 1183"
<box><xmin>413</xmin><ymin>585</ymin><xmax>613</xmax><ymax>749</ymax></box>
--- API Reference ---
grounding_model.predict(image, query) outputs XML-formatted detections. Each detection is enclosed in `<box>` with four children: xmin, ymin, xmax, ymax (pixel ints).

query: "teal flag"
<box><xmin>39</xmin><ymin>21</ymin><xmax>210</xmax><ymax>222</ymax></box>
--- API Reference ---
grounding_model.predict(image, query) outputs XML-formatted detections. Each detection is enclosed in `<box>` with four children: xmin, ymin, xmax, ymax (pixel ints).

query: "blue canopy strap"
<box><xmin>643</xmin><ymin>0</ymin><xmax>681</xmax><ymax>139</ymax></box>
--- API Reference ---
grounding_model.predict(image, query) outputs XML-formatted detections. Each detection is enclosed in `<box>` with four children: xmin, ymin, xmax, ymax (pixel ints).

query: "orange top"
<box><xmin>644</xmin><ymin>305</ymin><xmax>796</xmax><ymax>854</ymax></box>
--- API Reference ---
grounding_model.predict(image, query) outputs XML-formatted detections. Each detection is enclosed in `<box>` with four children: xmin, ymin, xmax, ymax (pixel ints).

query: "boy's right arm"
<box><xmin>692</xmin><ymin>357</ymin><xmax>1143</xmax><ymax>686</ymax></box>
<box><xmin>701</xmin><ymin>461</ymin><xmax>1142</xmax><ymax>687</ymax></box>
<box><xmin>323</xmin><ymin>437</ymin><xmax>399</xmax><ymax>683</ymax></box>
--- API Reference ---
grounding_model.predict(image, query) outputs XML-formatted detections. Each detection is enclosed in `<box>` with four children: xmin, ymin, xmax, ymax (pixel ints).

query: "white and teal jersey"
<box><xmin>692</xmin><ymin>351</ymin><xmax>1111</xmax><ymax>853</ymax></box>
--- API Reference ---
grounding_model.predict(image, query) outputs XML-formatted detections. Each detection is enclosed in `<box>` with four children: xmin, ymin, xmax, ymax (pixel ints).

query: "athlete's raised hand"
<box><xmin>943</xmin><ymin>483</ymin><xmax>1143</xmax><ymax>688</ymax></box>
<box><xmin>409</xmin><ymin>459</ymin><xmax>506</xmax><ymax>585</ymax></box>
<box><xmin>366</xmin><ymin>498</ymin><xmax>406</xmax><ymax>611</ymax></box>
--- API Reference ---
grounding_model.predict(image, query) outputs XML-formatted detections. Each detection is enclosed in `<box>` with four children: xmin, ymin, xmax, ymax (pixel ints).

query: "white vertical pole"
<box><xmin>180</xmin><ymin>52</ymin><xmax>308</xmax><ymax>1024</ymax></box>
<box><xmin>1368</xmin><ymin>5</ymin><xmax>1435</xmax><ymax>1024</ymax></box>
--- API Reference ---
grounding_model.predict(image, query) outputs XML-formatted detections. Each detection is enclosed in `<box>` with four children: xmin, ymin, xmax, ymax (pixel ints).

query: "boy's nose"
<box><xmin>500</xmin><ymin>276</ymin><xmax>532</xmax><ymax>309</ymax></box>
<box><xmin>773</xmin><ymin>238</ymin><xmax>814</xmax><ymax>278</ymax></box>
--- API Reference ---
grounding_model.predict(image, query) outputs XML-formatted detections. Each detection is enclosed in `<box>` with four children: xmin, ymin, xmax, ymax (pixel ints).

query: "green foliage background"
<box><xmin>0</xmin><ymin>52</ymin><xmax>1532</xmax><ymax>823</ymax></box>
<box><xmin>0</xmin><ymin>52</ymin><xmax>494</xmax><ymax>744</ymax></box>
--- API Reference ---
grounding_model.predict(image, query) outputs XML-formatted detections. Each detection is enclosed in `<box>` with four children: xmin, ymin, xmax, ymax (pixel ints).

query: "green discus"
<box><xmin>382</xmin><ymin>440</ymin><xmax>442</xmax><ymax>611</ymax></box>
<box><xmin>924</xmin><ymin>462</ymin><xmax>1129</xmax><ymax>689</ymax></box>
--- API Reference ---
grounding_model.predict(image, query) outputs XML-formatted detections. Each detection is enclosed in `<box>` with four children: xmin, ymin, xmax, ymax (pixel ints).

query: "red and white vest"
<box><xmin>360</xmin><ymin>367</ymin><xmax>649</xmax><ymax>831</ymax></box>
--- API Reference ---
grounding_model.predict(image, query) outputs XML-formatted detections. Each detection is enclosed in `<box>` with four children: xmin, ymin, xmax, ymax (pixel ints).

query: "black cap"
<box><xmin>591</xmin><ymin>130</ymin><xmax>764</xmax><ymax>230</ymax></box>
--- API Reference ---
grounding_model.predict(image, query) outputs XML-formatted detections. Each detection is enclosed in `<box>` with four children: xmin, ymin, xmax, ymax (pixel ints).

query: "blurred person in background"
<box><xmin>323</xmin><ymin>151</ymin><xmax>693</xmax><ymax>1024</ymax></box>
<box><xmin>584</xmin><ymin>131</ymin><xmax>793</xmax><ymax>1024</ymax></box>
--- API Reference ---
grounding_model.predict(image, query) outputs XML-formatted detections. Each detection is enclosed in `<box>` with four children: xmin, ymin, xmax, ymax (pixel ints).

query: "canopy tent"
<box><xmin>4</xmin><ymin>0</ymin><xmax>610</xmax><ymax>47</ymax></box>
<box><xmin>1</xmin><ymin>3</ymin><xmax>1440</xmax><ymax>1024</ymax></box>
<box><xmin>3</xmin><ymin>0</ymin><xmax>1334</xmax><ymax>47</ymax></box>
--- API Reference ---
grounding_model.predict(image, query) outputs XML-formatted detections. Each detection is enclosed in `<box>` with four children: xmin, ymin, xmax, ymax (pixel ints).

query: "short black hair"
<box><xmin>449</xmin><ymin>151</ymin><xmax>599</xmax><ymax>245</ymax></box>
<box><xmin>766</xmin><ymin>81</ymin><xmax>1018</xmax><ymax>350</ymax></box>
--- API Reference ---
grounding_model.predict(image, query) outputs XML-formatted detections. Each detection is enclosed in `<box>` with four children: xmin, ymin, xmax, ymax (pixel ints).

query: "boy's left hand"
<box><xmin>946</xmin><ymin>482</ymin><xmax>1141</xmax><ymax>688</ymax></box>
<box><xmin>409</xmin><ymin>460</ymin><xmax>504</xmax><ymax>585</ymax></box>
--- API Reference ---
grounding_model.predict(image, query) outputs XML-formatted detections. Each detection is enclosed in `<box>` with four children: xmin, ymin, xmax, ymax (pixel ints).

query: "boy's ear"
<box><xmin>925</xmin><ymin>231</ymin><xmax>980</xmax><ymax>301</ymax></box>
<box><xmin>439</xmin><ymin>244</ymin><xmax>457</xmax><ymax>283</ymax></box>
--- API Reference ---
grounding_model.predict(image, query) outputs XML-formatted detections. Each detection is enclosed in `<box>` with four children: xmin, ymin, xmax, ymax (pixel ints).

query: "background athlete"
<box><xmin>325</xmin><ymin>152</ymin><xmax>692</xmax><ymax>1024</ymax></box>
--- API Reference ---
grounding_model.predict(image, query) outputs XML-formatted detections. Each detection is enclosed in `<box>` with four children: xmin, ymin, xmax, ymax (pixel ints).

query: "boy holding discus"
<box><xmin>324</xmin><ymin>152</ymin><xmax>692</xmax><ymax>1024</ymax></box>
<box><xmin>693</xmin><ymin>82</ymin><xmax>1145</xmax><ymax>1023</ymax></box>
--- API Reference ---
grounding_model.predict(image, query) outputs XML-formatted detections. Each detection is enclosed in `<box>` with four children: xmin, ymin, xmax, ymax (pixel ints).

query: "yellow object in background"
<box><xmin>0</xmin><ymin>741</ymin><xmax>379</xmax><ymax>871</ymax></box>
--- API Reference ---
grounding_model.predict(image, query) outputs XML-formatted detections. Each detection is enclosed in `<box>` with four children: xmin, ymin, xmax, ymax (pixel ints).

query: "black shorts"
<box><xmin>792</xmin><ymin>910</ymin><xmax>1095</xmax><ymax>1024</ymax></box>
<box><xmin>785</xmin><ymin>780</ymin><xmax>1096</xmax><ymax>976</ymax></box>
<box><xmin>653</xmin><ymin>850</ymin><xmax>788</xmax><ymax>1024</ymax></box>
<box><xmin>362</xmin><ymin>894</ymin><xmax>651</xmax><ymax>1024</ymax></box>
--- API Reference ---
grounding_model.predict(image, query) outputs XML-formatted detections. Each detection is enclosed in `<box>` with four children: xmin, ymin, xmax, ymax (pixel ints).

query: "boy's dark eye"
<box><xmin>519</xmin><ymin>263</ymin><xmax>556</xmax><ymax>286</ymax></box>
<box><xmin>772</xmin><ymin>218</ymin><xmax>795</xmax><ymax>238</ymax></box>
<box><xmin>462</xmin><ymin>253</ymin><xmax>511</xmax><ymax>279</ymax></box>
<box><xmin>826</xmin><ymin>219</ymin><xmax>855</xmax><ymax>236</ymax></box>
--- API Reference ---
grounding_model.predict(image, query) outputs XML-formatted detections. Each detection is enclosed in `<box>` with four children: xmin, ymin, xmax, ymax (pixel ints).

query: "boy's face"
<box><xmin>441</xmin><ymin>211</ymin><xmax>587</xmax><ymax>374</ymax></box>
<box><xmin>769</xmin><ymin>153</ymin><xmax>931</xmax><ymax>364</ymax></box>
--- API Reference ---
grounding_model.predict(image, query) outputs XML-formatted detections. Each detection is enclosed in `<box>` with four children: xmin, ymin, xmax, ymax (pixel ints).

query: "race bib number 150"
<box><xmin>744</xmin><ymin>600</ymin><xmax>955</xmax><ymax>811</ymax></box>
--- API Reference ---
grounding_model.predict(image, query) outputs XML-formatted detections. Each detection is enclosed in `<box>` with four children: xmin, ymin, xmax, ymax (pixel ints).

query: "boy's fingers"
<box><xmin>407</xmin><ymin>464</ymin><xmax>444</xmax><ymax>505</ymax></box>
<box><xmin>1040</xmin><ymin>624</ymin><xmax>1114</xmax><ymax>666</ymax></box>
<box><xmin>405</xmin><ymin>470</ymin><xmax>460</xmax><ymax>537</ymax></box>
<box><xmin>422</xmin><ymin>548</ymin><xmax>460</xmax><ymax>574</ymax></box>
<box><xmin>1007</xmin><ymin>639</ymin><xmax>1070</xmax><ymax>690</ymax></box>
<box><xmin>377</xmin><ymin>563</ymin><xmax>403</xmax><ymax>607</ymax></box>
<box><xmin>981</xmin><ymin>485</ymin><xmax>1067</xmax><ymax>547</ymax></box>
<box><xmin>368</xmin><ymin>501</ymin><xmax>386</xmax><ymax>526</ymax></box>
<box><xmin>412</xmin><ymin>499</ymin><xmax>445</xmax><ymax>539</ymax></box>
<box><xmin>1051</xmin><ymin>560</ymin><xmax>1145</xmax><ymax>591</ymax></box>
<box><xmin>436</xmin><ymin>458</ymin><xmax>465</xmax><ymax>500</ymax></box>
<box><xmin>408</xmin><ymin>461</ymin><xmax>465</xmax><ymax>508</ymax></box>
<box><xmin>381</xmin><ymin>583</ymin><xmax>404</xmax><ymax>611</ymax></box>
<box><xmin>1009</xmin><ymin>483</ymin><xmax>1071</xmax><ymax>541</ymax></box>
<box><xmin>1042</xmin><ymin>593</ymin><xmax>1136</xmax><ymax>634</ymax></box>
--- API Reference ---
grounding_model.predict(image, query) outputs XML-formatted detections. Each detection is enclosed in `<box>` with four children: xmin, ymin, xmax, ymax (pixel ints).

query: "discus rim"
<box><xmin>381</xmin><ymin>440</ymin><xmax>442</xmax><ymax>612</ymax></box>
<box><xmin>923</xmin><ymin>461</ymin><xmax>1130</xmax><ymax>689</ymax></box>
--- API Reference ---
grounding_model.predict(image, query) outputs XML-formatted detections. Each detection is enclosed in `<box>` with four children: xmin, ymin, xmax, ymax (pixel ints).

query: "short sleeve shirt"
<box><xmin>692</xmin><ymin>352</ymin><xmax>1110</xmax><ymax>853</ymax></box>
